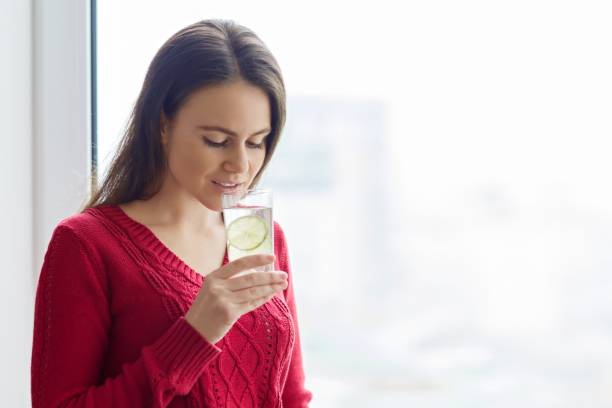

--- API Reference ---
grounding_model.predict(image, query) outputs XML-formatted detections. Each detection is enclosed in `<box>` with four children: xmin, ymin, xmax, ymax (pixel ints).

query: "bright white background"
<box><xmin>1</xmin><ymin>2</ymin><xmax>34</xmax><ymax>406</ymax></box>
<box><xmin>98</xmin><ymin>1</ymin><xmax>612</xmax><ymax>406</ymax></box>
<box><xmin>2</xmin><ymin>1</ymin><xmax>91</xmax><ymax>406</ymax></box>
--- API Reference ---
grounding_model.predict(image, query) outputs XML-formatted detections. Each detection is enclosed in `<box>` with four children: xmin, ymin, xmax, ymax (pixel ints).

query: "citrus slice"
<box><xmin>227</xmin><ymin>215</ymin><xmax>268</xmax><ymax>251</ymax></box>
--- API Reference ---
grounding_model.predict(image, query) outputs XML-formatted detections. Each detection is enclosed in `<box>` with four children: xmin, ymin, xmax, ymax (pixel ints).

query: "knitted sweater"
<box><xmin>31</xmin><ymin>204</ymin><xmax>313</xmax><ymax>407</ymax></box>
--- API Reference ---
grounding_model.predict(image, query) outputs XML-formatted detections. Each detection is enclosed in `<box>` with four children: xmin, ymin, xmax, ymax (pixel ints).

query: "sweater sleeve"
<box><xmin>275</xmin><ymin>223</ymin><xmax>314</xmax><ymax>407</ymax></box>
<box><xmin>31</xmin><ymin>225</ymin><xmax>222</xmax><ymax>408</ymax></box>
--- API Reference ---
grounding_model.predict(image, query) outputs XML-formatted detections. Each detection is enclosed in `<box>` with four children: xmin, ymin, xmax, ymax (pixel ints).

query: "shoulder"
<box><xmin>273</xmin><ymin>220</ymin><xmax>287</xmax><ymax>239</ymax></box>
<box><xmin>273</xmin><ymin>221</ymin><xmax>292</xmax><ymax>271</ymax></box>
<box><xmin>59</xmin><ymin>206</ymin><xmax>108</xmax><ymax>229</ymax></box>
<box><xmin>273</xmin><ymin>220</ymin><xmax>290</xmax><ymax>250</ymax></box>
<box><xmin>39</xmin><ymin>211</ymin><xmax>110</xmax><ymax>293</ymax></box>
<box><xmin>47</xmin><ymin>207</ymin><xmax>111</xmax><ymax>259</ymax></box>
<box><xmin>54</xmin><ymin>208</ymin><xmax>105</xmax><ymax>241</ymax></box>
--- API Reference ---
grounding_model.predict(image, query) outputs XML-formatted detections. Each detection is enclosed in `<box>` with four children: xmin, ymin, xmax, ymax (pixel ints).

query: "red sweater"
<box><xmin>31</xmin><ymin>204</ymin><xmax>313</xmax><ymax>407</ymax></box>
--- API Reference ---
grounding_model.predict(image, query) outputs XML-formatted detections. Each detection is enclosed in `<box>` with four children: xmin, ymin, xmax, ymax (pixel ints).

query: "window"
<box><xmin>97</xmin><ymin>2</ymin><xmax>612</xmax><ymax>406</ymax></box>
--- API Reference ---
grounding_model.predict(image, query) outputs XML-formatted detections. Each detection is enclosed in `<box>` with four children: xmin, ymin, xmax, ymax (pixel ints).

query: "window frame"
<box><xmin>32</xmin><ymin>0</ymin><xmax>94</xmax><ymax>284</ymax></box>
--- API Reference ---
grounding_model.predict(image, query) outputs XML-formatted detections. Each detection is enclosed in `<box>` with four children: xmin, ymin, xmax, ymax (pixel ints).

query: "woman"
<box><xmin>31</xmin><ymin>19</ymin><xmax>313</xmax><ymax>408</ymax></box>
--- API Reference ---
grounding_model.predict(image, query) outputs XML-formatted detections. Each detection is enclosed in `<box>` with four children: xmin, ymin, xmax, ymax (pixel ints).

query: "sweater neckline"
<box><xmin>96</xmin><ymin>204</ymin><xmax>229</xmax><ymax>284</ymax></box>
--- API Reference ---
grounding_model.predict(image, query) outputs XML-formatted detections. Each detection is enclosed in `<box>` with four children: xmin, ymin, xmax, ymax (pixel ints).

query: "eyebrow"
<box><xmin>197</xmin><ymin>125</ymin><xmax>271</xmax><ymax>138</ymax></box>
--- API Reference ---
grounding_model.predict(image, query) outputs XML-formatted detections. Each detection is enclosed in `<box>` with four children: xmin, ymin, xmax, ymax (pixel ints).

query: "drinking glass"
<box><xmin>221</xmin><ymin>188</ymin><xmax>274</xmax><ymax>273</ymax></box>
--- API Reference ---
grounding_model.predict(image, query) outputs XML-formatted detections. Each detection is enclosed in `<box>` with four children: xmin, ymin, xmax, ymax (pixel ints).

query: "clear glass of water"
<box><xmin>221</xmin><ymin>188</ymin><xmax>274</xmax><ymax>273</ymax></box>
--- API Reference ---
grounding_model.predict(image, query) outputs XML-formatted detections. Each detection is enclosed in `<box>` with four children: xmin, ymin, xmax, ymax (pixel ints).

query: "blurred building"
<box><xmin>262</xmin><ymin>94</ymin><xmax>397</xmax><ymax>331</ymax></box>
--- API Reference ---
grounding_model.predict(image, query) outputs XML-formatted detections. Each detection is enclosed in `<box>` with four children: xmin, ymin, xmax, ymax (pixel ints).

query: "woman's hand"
<box><xmin>184</xmin><ymin>253</ymin><xmax>288</xmax><ymax>344</ymax></box>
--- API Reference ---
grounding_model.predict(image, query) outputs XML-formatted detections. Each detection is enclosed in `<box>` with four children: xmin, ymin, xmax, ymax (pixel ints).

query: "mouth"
<box><xmin>212</xmin><ymin>180</ymin><xmax>244</xmax><ymax>193</ymax></box>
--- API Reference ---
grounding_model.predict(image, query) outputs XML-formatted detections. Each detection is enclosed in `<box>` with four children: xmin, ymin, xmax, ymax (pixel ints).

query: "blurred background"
<box><xmin>2</xmin><ymin>0</ymin><xmax>612</xmax><ymax>406</ymax></box>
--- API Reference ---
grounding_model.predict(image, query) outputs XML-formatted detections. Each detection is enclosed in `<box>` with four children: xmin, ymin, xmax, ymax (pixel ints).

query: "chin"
<box><xmin>197</xmin><ymin>196</ymin><xmax>222</xmax><ymax>212</ymax></box>
<box><xmin>205</xmin><ymin>202</ymin><xmax>223</xmax><ymax>212</ymax></box>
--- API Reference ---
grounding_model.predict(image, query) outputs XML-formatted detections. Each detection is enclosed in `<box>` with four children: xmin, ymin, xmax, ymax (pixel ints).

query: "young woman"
<box><xmin>31</xmin><ymin>19</ymin><xmax>312</xmax><ymax>408</ymax></box>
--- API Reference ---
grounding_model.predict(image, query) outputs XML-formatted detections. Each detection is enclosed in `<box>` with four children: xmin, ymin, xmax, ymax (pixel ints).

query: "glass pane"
<box><xmin>97</xmin><ymin>1</ymin><xmax>612</xmax><ymax>406</ymax></box>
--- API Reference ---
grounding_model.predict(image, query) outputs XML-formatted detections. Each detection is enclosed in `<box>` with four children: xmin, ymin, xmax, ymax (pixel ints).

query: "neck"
<box><xmin>137</xmin><ymin>174</ymin><xmax>223</xmax><ymax>235</ymax></box>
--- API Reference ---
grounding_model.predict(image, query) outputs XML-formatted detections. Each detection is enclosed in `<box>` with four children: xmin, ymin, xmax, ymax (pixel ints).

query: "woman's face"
<box><xmin>160</xmin><ymin>79</ymin><xmax>271</xmax><ymax>211</ymax></box>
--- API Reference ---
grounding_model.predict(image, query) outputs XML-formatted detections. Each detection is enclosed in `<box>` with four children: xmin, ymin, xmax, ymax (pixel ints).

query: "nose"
<box><xmin>223</xmin><ymin>143</ymin><xmax>249</xmax><ymax>174</ymax></box>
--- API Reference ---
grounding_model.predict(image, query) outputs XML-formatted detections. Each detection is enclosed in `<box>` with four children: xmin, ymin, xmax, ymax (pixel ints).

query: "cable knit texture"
<box><xmin>31</xmin><ymin>204</ymin><xmax>313</xmax><ymax>407</ymax></box>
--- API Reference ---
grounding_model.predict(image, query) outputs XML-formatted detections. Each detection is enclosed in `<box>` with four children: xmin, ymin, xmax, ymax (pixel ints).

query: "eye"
<box><xmin>247</xmin><ymin>141</ymin><xmax>266</xmax><ymax>149</ymax></box>
<box><xmin>203</xmin><ymin>137</ymin><xmax>266</xmax><ymax>149</ymax></box>
<box><xmin>203</xmin><ymin>138</ymin><xmax>227</xmax><ymax>148</ymax></box>
<box><xmin>248</xmin><ymin>134</ymin><xmax>269</xmax><ymax>149</ymax></box>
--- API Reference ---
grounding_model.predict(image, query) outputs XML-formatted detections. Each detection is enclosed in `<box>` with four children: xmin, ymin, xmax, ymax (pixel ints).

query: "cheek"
<box><xmin>249</xmin><ymin>150</ymin><xmax>267</xmax><ymax>174</ymax></box>
<box><xmin>168</xmin><ymin>143</ymin><xmax>214</xmax><ymax>184</ymax></box>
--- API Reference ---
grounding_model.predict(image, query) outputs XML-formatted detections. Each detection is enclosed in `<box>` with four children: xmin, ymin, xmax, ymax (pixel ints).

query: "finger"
<box><xmin>227</xmin><ymin>281</ymin><xmax>287</xmax><ymax>304</ymax></box>
<box><xmin>214</xmin><ymin>254</ymin><xmax>275</xmax><ymax>279</ymax></box>
<box><xmin>238</xmin><ymin>292</ymin><xmax>278</xmax><ymax>314</ymax></box>
<box><xmin>224</xmin><ymin>271</ymin><xmax>288</xmax><ymax>292</ymax></box>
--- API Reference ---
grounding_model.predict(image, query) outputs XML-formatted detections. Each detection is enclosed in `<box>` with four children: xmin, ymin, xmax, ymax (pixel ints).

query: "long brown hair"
<box><xmin>81</xmin><ymin>19</ymin><xmax>286</xmax><ymax>211</ymax></box>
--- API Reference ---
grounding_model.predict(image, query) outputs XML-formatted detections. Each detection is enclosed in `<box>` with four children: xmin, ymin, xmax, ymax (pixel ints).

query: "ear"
<box><xmin>160</xmin><ymin>111</ymin><xmax>169</xmax><ymax>146</ymax></box>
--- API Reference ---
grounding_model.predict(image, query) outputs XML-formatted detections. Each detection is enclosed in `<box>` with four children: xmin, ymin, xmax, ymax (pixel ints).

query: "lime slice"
<box><xmin>227</xmin><ymin>215</ymin><xmax>268</xmax><ymax>251</ymax></box>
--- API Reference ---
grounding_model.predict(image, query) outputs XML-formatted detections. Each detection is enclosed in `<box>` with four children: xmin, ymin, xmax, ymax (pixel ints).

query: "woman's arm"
<box><xmin>31</xmin><ymin>225</ymin><xmax>221</xmax><ymax>408</ymax></box>
<box><xmin>275</xmin><ymin>223</ymin><xmax>314</xmax><ymax>407</ymax></box>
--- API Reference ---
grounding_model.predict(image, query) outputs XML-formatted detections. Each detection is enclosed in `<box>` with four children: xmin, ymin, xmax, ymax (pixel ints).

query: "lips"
<box><xmin>213</xmin><ymin>180</ymin><xmax>243</xmax><ymax>187</ymax></box>
<box><xmin>213</xmin><ymin>181</ymin><xmax>238</xmax><ymax>187</ymax></box>
<box><xmin>211</xmin><ymin>180</ymin><xmax>245</xmax><ymax>194</ymax></box>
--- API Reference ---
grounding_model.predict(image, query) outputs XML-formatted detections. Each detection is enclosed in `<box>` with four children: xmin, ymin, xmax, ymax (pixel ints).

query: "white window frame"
<box><xmin>32</xmin><ymin>0</ymin><xmax>93</xmax><ymax>285</ymax></box>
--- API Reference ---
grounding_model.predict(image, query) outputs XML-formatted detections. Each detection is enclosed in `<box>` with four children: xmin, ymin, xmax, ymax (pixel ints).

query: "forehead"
<box><xmin>178</xmin><ymin>80</ymin><xmax>271</xmax><ymax>129</ymax></box>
